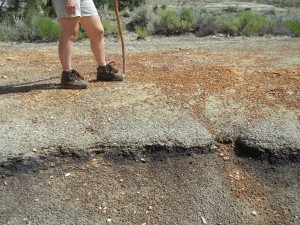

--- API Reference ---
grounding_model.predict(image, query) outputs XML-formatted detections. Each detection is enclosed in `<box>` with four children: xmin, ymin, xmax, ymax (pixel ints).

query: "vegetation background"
<box><xmin>0</xmin><ymin>0</ymin><xmax>299</xmax><ymax>41</ymax></box>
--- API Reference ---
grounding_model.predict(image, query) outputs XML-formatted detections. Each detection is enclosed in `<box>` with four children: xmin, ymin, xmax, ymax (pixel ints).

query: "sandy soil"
<box><xmin>0</xmin><ymin>35</ymin><xmax>299</xmax><ymax>224</ymax></box>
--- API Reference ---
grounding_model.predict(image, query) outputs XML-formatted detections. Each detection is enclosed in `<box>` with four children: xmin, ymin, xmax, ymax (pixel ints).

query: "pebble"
<box><xmin>32</xmin><ymin>148</ymin><xmax>37</xmax><ymax>153</ymax></box>
<box><xmin>107</xmin><ymin>218</ymin><xmax>112</xmax><ymax>222</ymax></box>
<box><xmin>251</xmin><ymin>210</ymin><xmax>257</xmax><ymax>216</ymax></box>
<box><xmin>201</xmin><ymin>216</ymin><xmax>207</xmax><ymax>224</ymax></box>
<box><xmin>223</xmin><ymin>156</ymin><xmax>230</xmax><ymax>161</ymax></box>
<box><xmin>234</xmin><ymin>172</ymin><xmax>241</xmax><ymax>180</ymax></box>
<box><xmin>140</xmin><ymin>158</ymin><xmax>147</xmax><ymax>162</ymax></box>
<box><xmin>65</xmin><ymin>173</ymin><xmax>71</xmax><ymax>177</ymax></box>
<box><xmin>210</xmin><ymin>145</ymin><xmax>218</xmax><ymax>150</ymax></box>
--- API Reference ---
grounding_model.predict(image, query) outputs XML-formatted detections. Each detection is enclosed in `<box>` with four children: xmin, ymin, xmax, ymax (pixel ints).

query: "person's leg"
<box><xmin>79</xmin><ymin>15</ymin><xmax>106</xmax><ymax>66</ymax></box>
<box><xmin>80</xmin><ymin>16</ymin><xmax>123</xmax><ymax>81</ymax></box>
<box><xmin>58</xmin><ymin>17</ymin><xmax>80</xmax><ymax>70</ymax></box>
<box><xmin>58</xmin><ymin>17</ymin><xmax>90</xmax><ymax>89</ymax></box>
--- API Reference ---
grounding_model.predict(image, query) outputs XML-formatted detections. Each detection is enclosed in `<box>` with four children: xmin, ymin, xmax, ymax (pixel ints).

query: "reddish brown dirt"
<box><xmin>1</xmin><ymin>39</ymin><xmax>299</xmax><ymax>116</ymax></box>
<box><xmin>0</xmin><ymin>37</ymin><xmax>299</xmax><ymax>225</ymax></box>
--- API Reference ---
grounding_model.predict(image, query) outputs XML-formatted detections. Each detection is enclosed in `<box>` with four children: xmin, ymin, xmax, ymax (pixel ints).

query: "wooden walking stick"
<box><xmin>114</xmin><ymin>0</ymin><xmax>126</xmax><ymax>74</ymax></box>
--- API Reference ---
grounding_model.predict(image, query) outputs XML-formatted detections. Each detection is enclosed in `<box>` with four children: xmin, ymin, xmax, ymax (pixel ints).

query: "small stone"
<box><xmin>149</xmin><ymin>206</ymin><xmax>153</xmax><ymax>210</ymax></box>
<box><xmin>140</xmin><ymin>158</ymin><xmax>147</xmax><ymax>163</ymax></box>
<box><xmin>119</xmin><ymin>179</ymin><xmax>123</xmax><ymax>182</ymax></box>
<box><xmin>210</xmin><ymin>145</ymin><xmax>218</xmax><ymax>150</ymax></box>
<box><xmin>3</xmin><ymin>75</ymin><xmax>8</xmax><ymax>79</ymax></box>
<box><xmin>34</xmin><ymin>198</ymin><xmax>39</xmax><ymax>202</ymax></box>
<box><xmin>223</xmin><ymin>156</ymin><xmax>230</xmax><ymax>161</ymax></box>
<box><xmin>65</xmin><ymin>173</ymin><xmax>71</xmax><ymax>177</ymax></box>
<box><xmin>107</xmin><ymin>218</ymin><xmax>112</xmax><ymax>222</ymax></box>
<box><xmin>251</xmin><ymin>210</ymin><xmax>257</xmax><ymax>216</ymax></box>
<box><xmin>32</xmin><ymin>148</ymin><xmax>37</xmax><ymax>153</ymax></box>
<box><xmin>234</xmin><ymin>174</ymin><xmax>241</xmax><ymax>180</ymax></box>
<box><xmin>201</xmin><ymin>216</ymin><xmax>207</xmax><ymax>224</ymax></box>
<box><xmin>4</xmin><ymin>181</ymin><xmax>7</xmax><ymax>186</ymax></box>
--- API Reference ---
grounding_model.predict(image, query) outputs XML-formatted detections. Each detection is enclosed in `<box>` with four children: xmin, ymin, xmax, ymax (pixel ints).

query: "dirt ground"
<box><xmin>0</xmin><ymin>35</ymin><xmax>299</xmax><ymax>224</ymax></box>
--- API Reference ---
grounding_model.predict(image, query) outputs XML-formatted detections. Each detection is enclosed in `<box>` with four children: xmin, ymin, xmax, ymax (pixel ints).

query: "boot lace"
<box><xmin>69</xmin><ymin>69</ymin><xmax>85</xmax><ymax>81</ymax></box>
<box><xmin>106</xmin><ymin>62</ymin><xmax>119</xmax><ymax>73</ymax></box>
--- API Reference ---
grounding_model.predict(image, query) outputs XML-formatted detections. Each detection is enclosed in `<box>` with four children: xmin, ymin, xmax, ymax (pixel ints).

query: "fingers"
<box><xmin>65</xmin><ymin>0</ymin><xmax>76</xmax><ymax>15</ymax></box>
<box><xmin>66</xmin><ymin>4</ymin><xmax>76</xmax><ymax>15</ymax></box>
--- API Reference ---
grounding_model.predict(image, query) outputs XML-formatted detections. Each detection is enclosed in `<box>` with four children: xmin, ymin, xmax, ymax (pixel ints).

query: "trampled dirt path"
<box><xmin>0</xmin><ymin>35</ymin><xmax>299</xmax><ymax>224</ymax></box>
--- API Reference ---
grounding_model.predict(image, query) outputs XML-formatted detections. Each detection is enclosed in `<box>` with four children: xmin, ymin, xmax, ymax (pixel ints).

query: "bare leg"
<box><xmin>79</xmin><ymin>15</ymin><xmax>106</xmax><ymax>66</ymax></box>
<box><xmin>58</xmin><ymin>17</ymin><xmax>80</xmax><ymax>70</ymax></box>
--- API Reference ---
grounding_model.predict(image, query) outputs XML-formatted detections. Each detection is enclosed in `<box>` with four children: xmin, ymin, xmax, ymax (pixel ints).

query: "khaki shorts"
<box><xmin>52</xmin><ymin>0</ymin><xmax>98</xmax><ymax>19</ymax></box>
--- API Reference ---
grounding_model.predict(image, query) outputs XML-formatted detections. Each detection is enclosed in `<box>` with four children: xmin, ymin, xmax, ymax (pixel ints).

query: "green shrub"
<box><xmin>102</xmin><ymin>20</ymin><xmax>120</xmax><ymax>37</ymax></box>
<box><xmin>179</xmin><ymin>8</ymin><xmax>195</xmax><ymax>29</ymax></box>
<box><xmin>134</xmin><ymin>24</ymin><xmax>151</xmax><ymax>39</ymax></box>
<box><xmin>128</xmin><ymin>5</ymin><xmax>158</xmax><ymax>35</ymax></box>
<box><xmin>31</xmin><ymin>16</ymin><xmax>60</xmax><ymax>41</ymax></box>
<box><xmin>94</xmin><ymin>0</ymin><xmax>146</xmax><ymax>11</ymax></box>
<box><xmin>160</xmin><ymin>9</ymin><xmax>182</xmax><ymax>33</ymax></box>
<box><xmin>287</xmin><ymin>19</ymin><xmax>300</xmax><ymax>36</ymax></box>
<box><xmin>238</xmin><ymin>12</ymin><xmax>272</xmax><ymax>36</ymax></box>
<box><xmin>118</xmin><ymin>0</ymin><xmax>146</xmax><ymax>10</ymax></box>
<box><xmin>129</xmin><ymin>5</ymin><xmax>156</xmax><ymax>29</ymax></box>
<box><xmin>217</xmin><ymin>14</ymin><xmax>241</xmax><ymax>36</ymax></box>
<box><xmin>0</xmin><ymin>23</ymin><xmax>8</xmax><ymax>41</ymax></box>
<box><xmin>158</xmin><ymin>8</ymin><xmax>195</xmax><ymax>34</ymax></box>
<box><xmin>102</xmin><ymin>20</ymin><xmax>110</xmax><ymax>31</ymax></box>
<box><xmin>0</xmin><ymin>15</ymin><xmax>33</xmax><ymax>41</ymax></box>
<box><xmin>0</xmin><ymin>6</ymin><xmax>60</xmax><ymax>42</ymax></box>
<box><xmin>109</xmin><ymin>25</ymin><xmax>120</xmax><ymax>37</ymax></box>
<box><xmin>195</xmin><ymin>12</ymin><xmax>218</xmax><ymax>36</ymax></box>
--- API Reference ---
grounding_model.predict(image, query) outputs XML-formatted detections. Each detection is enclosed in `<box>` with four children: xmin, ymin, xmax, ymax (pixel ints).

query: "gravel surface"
<box><xmin>0</xmin><ymin>35</ymin><xmax>299</xmax><ymax>224</ymax></box>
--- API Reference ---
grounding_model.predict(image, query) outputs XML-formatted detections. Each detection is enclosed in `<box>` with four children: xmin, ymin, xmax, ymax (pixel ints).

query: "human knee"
<box><xmin>95</xmin><ymin>26</ymin><xmax>105</xmax><ymax>39</ymax></box>
<box><xmin>64</xmin><ymin>27</ymin><xmax>79</xmax><ymax>41</ymax></box>
<box><xmin>59</xmin><ymin>20</ymin><xmax>79</xmax><ymax>42</ymax></box>
<box><xmin>88</xmin><ymin>25</ymin><xmax>104</xmax><ymax>42</ymax></box>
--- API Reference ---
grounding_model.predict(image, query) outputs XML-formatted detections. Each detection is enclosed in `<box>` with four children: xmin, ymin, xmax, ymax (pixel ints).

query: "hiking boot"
<box><xmin>97</xmin><ymin>62</ymin><xmax>124</xmax><ymax>81</ymax></box>
<box><xmin>61</xmin><ymin>69</ymin><xmax>90</xmax><ymax>89</ymax></box>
